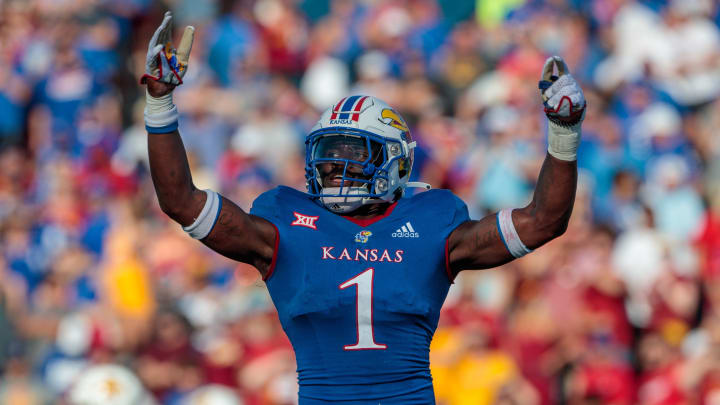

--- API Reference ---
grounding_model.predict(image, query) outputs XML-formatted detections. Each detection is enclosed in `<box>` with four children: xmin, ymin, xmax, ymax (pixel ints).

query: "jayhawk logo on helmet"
<box><xmin>380</xmin><ymin>108</ymin><xmax>409</xmax><ymax>132</ymax></box>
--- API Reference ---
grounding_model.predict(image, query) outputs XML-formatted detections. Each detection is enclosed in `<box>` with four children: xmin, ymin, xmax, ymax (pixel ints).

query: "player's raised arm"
<box><xmin>447</xmin><ymin>56</ymin><xmax>584</xmax><ymax>274</ymax></box>
<box><xmin>142</xmin><ymin>12</ymin><xmax>276</xmax><ymax>276</ymax></box>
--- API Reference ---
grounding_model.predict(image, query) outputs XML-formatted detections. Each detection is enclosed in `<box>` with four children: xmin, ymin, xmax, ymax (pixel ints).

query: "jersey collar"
<box><xmin>340</xmin><ymin>202</ymin><xmax>398</xmax><ymax>227</ymax></box>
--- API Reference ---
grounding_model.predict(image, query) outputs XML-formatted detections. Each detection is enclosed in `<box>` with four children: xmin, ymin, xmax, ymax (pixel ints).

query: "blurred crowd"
<box><xmin>1</xmin><ymin>0</ymin><xmax>720</xmax><ymax>404</ymax></box>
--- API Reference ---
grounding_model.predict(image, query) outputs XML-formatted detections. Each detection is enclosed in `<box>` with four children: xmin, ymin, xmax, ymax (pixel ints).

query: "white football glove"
<box><xmin>140</xmin><ymin>11</ymin><xmax>194</xmax><ymax>86</ymax></box>
<box><xmin>538</xmin><ymin>56</ymin><xmax>586</xmax><ymax>161</ymax></box>
<box><xmin>142</xmin><ymin>12</ymin><xmax>195</xmax><ymax>133</ymax></box>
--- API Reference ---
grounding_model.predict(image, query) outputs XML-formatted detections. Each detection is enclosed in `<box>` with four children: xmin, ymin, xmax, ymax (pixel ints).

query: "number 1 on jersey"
<box><xmin>339</xmin><ymin>268</ymin><xmax>387</xmax><ymax>350</ymax></box>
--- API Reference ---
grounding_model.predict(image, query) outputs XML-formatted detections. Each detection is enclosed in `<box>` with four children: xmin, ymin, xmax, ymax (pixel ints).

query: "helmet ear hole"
<box><xmin>398</xmin><ymin>157</ymin><xmax>410</xmax><ymax>179</ymax></box>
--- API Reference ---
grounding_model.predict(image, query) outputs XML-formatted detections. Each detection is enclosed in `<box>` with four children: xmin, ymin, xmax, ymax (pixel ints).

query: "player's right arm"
<box><xmin>143</xmin><ymin>12</ymin><xmax>276</xmax><ymax>277</ymax></box>
<box><xmin>447</xmin><ymin>56</ymin><xmax>585</xmax><ymax>276</ymax></box>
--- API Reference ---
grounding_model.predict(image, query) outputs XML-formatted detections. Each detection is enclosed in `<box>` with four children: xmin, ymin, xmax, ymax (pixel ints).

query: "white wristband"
<box><xmin>182</xmin><ymin>190</ymin><xmax>222</xmax><ymax>239</ymax></box>
<box><xmin>547</xmin><ymin>120</ymin><xmax>581</xmax><ymax>161</ymax></box>
<box><xmin>497</xmin><ymin>209</ymin><xmax>532</xmax><ymax>258</ymax></box>
<box><xmin>145</xmin><ymin>91</ymin><xmax>178</xmax><ymax>133</ymax></box>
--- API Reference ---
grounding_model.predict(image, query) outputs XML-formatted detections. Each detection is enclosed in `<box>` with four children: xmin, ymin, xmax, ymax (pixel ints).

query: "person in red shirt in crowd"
<box><xmin>695</xmin><ymin>191</ymin><xmax>720</xmax><ymax>280</ymax></box>
<box><xmin>567</xmin><ymin>336</ymin><xmax>636</xmax><ymax>405</ymax></box>
<box><xmin>637</xmin><ymin>332</ymin><xmax>690</xmax><ymax>405</ymax></box>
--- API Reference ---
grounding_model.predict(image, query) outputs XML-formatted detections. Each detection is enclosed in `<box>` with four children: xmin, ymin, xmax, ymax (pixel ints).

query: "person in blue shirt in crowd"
<box><xmin>141</xmin><ymin>12</ymin><xmax>585</xmax><ymax>404</ymax></box>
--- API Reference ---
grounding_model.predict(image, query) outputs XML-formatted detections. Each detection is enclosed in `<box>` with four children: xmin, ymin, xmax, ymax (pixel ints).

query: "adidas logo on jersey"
<box><xmin>392</xmin><ymin>222</ymin><xmax>419</xmax><ymax>238</ymax></box>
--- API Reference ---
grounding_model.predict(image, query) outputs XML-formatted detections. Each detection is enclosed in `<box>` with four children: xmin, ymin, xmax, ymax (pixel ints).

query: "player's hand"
<box><xmin>141</xmin><ymin>11</ymin><xmax>195</xmax><ymax>97</ymax></box>
<box><xmin>538</xmin><ymin>56</ymin><xmax>586</xmax><ymax>126</ymax></box>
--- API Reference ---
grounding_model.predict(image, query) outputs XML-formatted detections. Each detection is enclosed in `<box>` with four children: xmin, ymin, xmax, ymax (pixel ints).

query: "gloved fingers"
<box><xmin>147</xmin><ymin>44</ymin><xmax>164</xmax><ymax>67</ymax></box>
<box><xmin>541</xmin><ymin>56</ymin><xmax>566</xmax><ymax>101</ymax></box>
<box><xmin>543</xmin><ymin>74</ymin><xmax>576</xmax><ymax>101</ymax></box>
<box><xmin>542</xmin><ymin>55</ymin><xmax>570</xmax><ymax>81</ymax></box>
<box><xmin>553</xmin><ymin>56</ymin><xmax>569</xmax><ymax>77</ymax></box>
<box><xmin>540</xmin><ymin>56</ymin><xmax>586</xmax><ymax>126</ymax></box>
<box><xmin>176</xmin><ymin>26</ymin><xmax>195</xmax><ymax>66</ymax></box>
<box><xmin>148</xmin><ymin>11</ymin><xmax>173</xmax><ymax>54</ymax></box>
<box><xmin>542</xmin><ymin>56</ymin><xmax>557</xmax><ymax>82</ymax></box>
<box><xmin>142</xmin><ymin>11</ymin><xmax>193</xmax><ymax>85</ymax></box>
<box><xmin>158</xmin><ymin>14</ymin><xmax>173</xmax><ymax>49</ymax></box>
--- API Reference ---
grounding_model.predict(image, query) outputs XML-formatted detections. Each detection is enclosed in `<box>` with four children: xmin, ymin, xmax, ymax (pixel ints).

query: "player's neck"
<box><xmin>343</xmin><ymin>202</ymin><xmax>392</xmax><ymax>219</ymax></box>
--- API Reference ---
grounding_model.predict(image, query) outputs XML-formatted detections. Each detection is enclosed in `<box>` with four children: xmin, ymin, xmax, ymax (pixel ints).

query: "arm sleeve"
<box><xmin>449</xmin><ymin>193</ymin><xmax>470</xmax><ymax>231</ymax></box>
<box><xmin>249</xmin><ymin>188</ymin><xmax>281</xmax><ymax>222</ymax></box>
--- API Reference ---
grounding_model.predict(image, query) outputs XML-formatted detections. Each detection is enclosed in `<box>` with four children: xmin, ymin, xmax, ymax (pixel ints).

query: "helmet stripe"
<box><xmin>330</xmin><ymin>97</ymin><xmax>347</xmax><ymax>120</ymax></box>
<box><xmin>351</xmin><ymin>96</ymin><xmax>369</xmax><ymax>121</ymax></box>
<box><xmin>338</xmin><ymin>95</ymin><xmax>361</xmax><ymax>120</ymax></box>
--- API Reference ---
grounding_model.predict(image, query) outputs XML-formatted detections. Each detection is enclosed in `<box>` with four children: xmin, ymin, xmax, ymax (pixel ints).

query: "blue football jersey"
<box><xmin>249</xmin><ymin>186</ymin><xmax>469</xmax><ymax>403</ymax></box>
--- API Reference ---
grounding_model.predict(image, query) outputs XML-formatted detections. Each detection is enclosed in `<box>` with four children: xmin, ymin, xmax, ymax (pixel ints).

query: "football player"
<box><xmin>142</xmin><ymin>12</ymin><xmax>585</xmax><ymax>404</ymax></box>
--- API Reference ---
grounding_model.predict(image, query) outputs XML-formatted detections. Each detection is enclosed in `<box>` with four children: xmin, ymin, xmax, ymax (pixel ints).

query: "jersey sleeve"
<box><xmin>448</xmin><ymin>191</ymin><xmax>470</xmax><ymax>232</ymax></box>
<box><xmin>249</xmin><ymin>188</ymin><xmax>283</xmax><ymax>281</ymax></box>
<box><xmin>423</xmin><ymin>189</ymin><xmax>470</xmax><ymax>282</ymax></box>
<box><xmin>249</xmin><ymin>187</ymin><xmax>282</xmax><ymax>223</ymax></box>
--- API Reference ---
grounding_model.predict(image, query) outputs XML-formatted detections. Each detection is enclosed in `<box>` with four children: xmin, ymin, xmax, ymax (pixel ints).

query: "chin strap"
<box><xmin>406</xmin><ymin>181</ymin><xmax>431</xmax><ymax>190</ymax></box>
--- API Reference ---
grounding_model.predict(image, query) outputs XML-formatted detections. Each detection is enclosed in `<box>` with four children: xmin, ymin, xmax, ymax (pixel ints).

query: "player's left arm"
<box><xmin>448</xmin><ymin>56</ymin><xmax>584</xmax><ymax>274</ymax></box>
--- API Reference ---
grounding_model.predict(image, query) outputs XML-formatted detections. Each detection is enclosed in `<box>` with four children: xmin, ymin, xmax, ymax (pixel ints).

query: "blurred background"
<box><xmin>1</xmin><ymin>0</ymin><xmax>719</xmax><ymax>404</ymax></box>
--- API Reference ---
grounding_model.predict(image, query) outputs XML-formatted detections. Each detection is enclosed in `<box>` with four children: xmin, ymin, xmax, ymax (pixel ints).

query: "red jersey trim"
<box><xmin>445</xmin><ymin>237</ymin><xmax>455</xmax><ymax>283</ymax></box>
<box><xmin>341</xmin><ymin>202</ymin><xmax>398</xmax><ymax>227</ymax></box>
<box><xmin>262</xmin><ymin>222</ymin><xmax>280</xmax><ymax>282</ymax></box>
